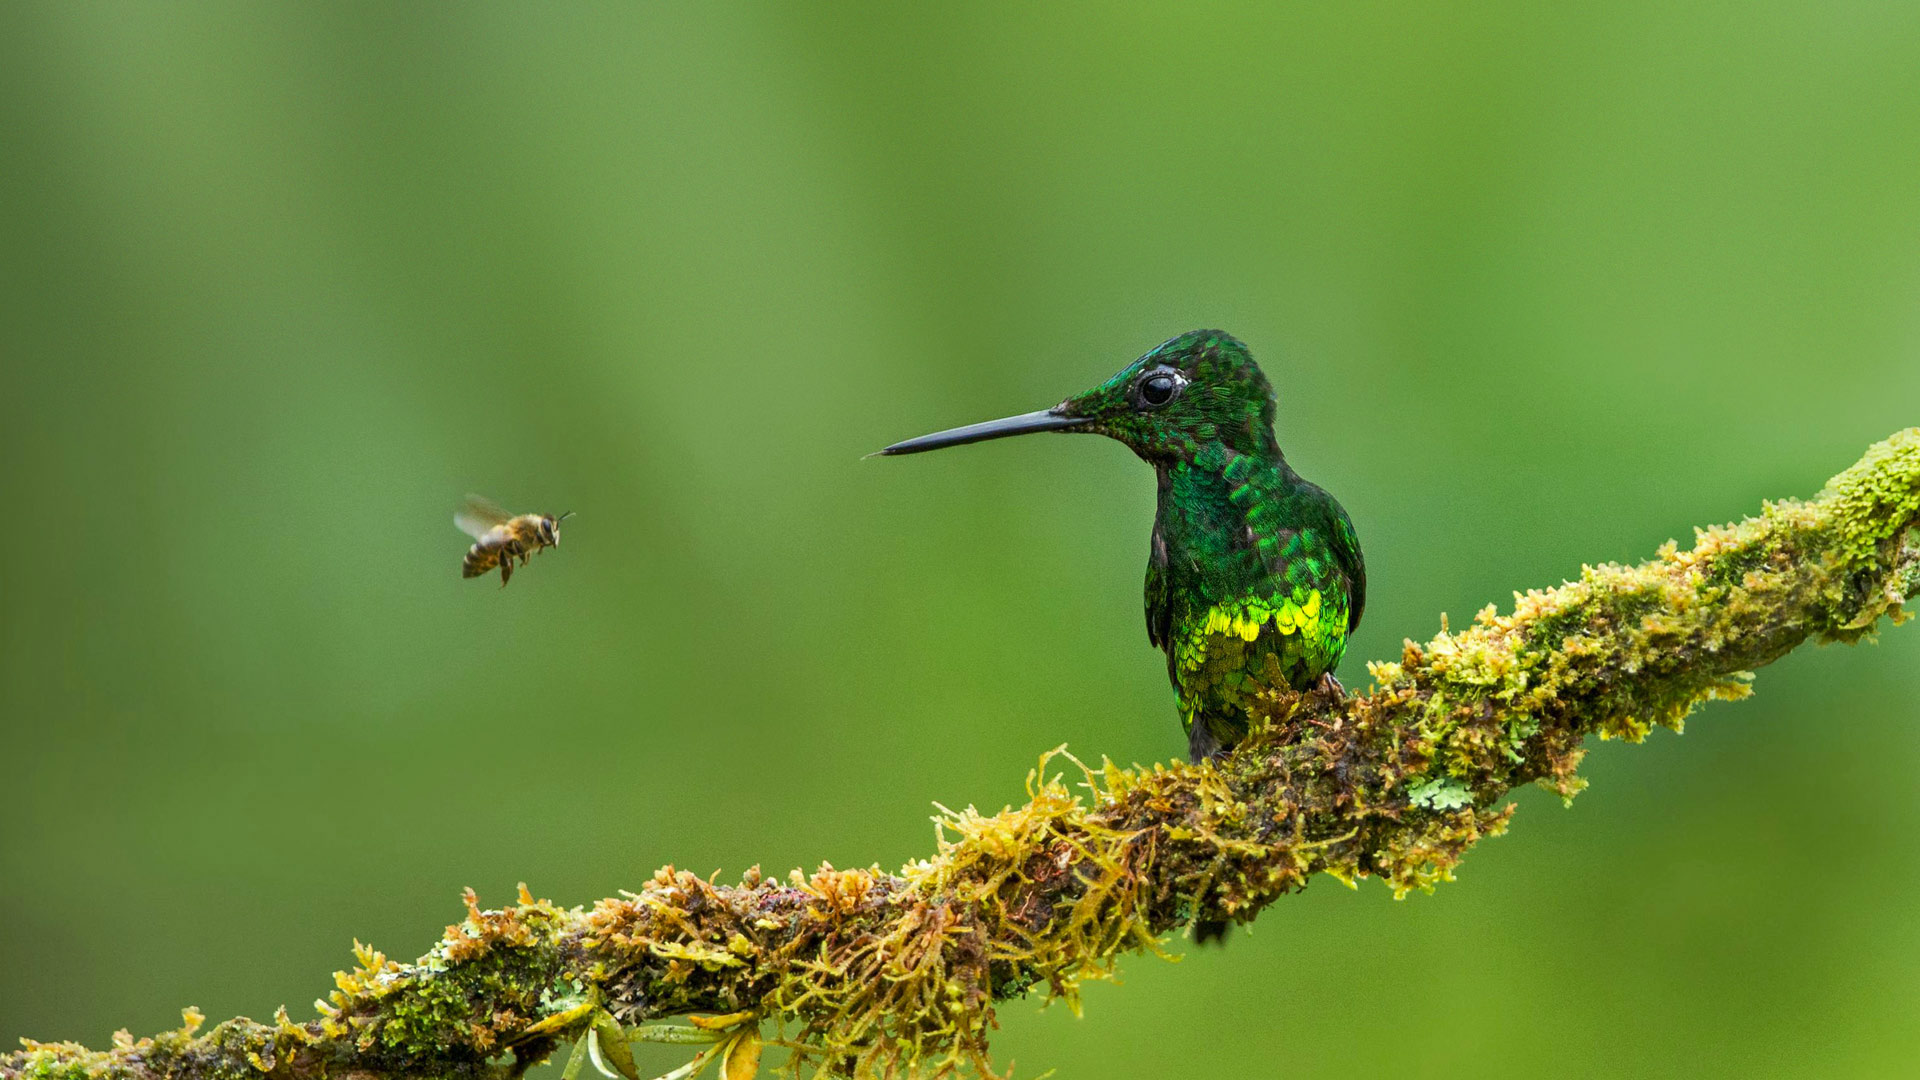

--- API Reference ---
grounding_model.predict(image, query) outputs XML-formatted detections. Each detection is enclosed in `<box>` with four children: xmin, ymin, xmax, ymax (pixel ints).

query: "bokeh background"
<box><xmin>4</xmin><ymin>3</ymin><xmax>1919</xmax><ymax>1077</ymax></box>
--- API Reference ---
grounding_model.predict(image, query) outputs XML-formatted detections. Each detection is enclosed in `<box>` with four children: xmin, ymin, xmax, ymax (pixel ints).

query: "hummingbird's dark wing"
<box><xmin>1144</xmin><ymin>535</ymin><xmax>1175</xmax><ymax>678</ymax></box>
<box><xmin>1329</xmin><ymin>503</ymin><xmax>1366</xmax><ymax>634</ymax></box>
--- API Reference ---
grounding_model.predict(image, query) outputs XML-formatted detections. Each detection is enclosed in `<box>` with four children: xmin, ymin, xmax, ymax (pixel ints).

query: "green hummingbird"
<box><xmin>877</xmin><ymin>330</ymin><xmax>1365</xmax><ymax>760</ymax></box>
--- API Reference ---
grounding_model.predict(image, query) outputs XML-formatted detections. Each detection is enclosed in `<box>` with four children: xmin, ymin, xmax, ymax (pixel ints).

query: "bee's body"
<box><xmin>456</xmin><ymin>496</ymin><xmax>570</xmax><ymax>586</ymax></box>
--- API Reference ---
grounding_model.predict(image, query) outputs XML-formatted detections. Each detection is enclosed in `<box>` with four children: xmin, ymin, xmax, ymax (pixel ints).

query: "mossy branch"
<box><xmin>10</xmin><ymin>430</ymin><xmax>1920</xmax><ymax>1080</ymax></box>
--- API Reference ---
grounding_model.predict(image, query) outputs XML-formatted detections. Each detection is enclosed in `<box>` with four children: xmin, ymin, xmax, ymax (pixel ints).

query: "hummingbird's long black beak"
<box><xmin>871</xmin><ymin>407</ymin><xmax>1089</xmax><ymax>457</ymax></box>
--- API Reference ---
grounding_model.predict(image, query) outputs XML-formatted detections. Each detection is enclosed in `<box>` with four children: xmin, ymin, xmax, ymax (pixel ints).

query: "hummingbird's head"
<box><xmin>874</xmin><ymin>330</ymin><xmax>1279</xmax><ymax>464</ymax></box>
<box><xmin>1052</xmin><ymin>330</ymin><xmax>1277</xmax><ymax>463</ymax></box>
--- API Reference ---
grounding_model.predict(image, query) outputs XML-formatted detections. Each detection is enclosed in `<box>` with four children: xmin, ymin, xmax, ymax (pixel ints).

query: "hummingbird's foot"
<box><xmin>1316</xmin><ymin>671</ymin><xmax>1348</xmax><ymax>702</ymax></box>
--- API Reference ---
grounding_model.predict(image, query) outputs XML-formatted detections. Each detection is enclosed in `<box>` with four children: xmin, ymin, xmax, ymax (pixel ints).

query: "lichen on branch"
<box><xmin>9</xmin><ymin>430</ymin><xmax>1919</xmax><ymax>1080</ymax></box>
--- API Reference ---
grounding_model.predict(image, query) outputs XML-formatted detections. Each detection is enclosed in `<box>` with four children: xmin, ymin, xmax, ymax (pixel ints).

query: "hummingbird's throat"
<box><xmin>1154</xmin><ymin>445</ymin><xmax>1304</xmax><ymax>570</ymax></box>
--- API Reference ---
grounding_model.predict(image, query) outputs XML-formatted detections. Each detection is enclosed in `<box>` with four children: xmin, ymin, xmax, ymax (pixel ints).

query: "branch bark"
<box><xmin>10</xmin><ymin>430</ymin><xmax>1920</xmax><ymax>1080</ymax></box>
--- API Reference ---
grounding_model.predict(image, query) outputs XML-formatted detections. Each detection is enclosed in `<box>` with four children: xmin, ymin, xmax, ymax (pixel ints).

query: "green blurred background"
<box><xmin>3</xmin><ymin>3</ymin><xmax>1918</xmax><ymax>1077</ymax></box>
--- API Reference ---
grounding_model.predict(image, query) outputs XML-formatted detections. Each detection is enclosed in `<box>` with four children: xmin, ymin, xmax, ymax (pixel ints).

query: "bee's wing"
<box><xmin>455</xmin><ymin>494</ymin><xmax>514</xmax><ymax>540</ymax></box>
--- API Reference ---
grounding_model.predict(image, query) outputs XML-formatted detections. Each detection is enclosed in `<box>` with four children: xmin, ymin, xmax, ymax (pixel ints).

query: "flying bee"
<box><xmin>456</xmin><ymin>494</ymin><xmax>572</xmax><ymax>586</ymax></box>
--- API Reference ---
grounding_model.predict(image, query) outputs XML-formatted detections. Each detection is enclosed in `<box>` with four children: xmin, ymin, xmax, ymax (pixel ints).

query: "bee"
<box><xmin>456</xmin><ymin>494</ymin><xmax>572</xmax><ymax>586</ymax></box>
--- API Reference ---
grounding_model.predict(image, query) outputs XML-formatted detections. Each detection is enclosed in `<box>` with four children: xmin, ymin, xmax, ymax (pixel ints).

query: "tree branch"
<box><xmin>10</xmin><ymin>430</ymin><xmax>1919</xmax><ymax>1080</ymax></box>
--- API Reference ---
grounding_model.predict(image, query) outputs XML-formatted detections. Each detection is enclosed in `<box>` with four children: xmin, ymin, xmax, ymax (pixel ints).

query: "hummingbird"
<box><xmin>876</xmin><ymin>330</ymin><xmax>1365</xmax><ymax>760</ymax></box>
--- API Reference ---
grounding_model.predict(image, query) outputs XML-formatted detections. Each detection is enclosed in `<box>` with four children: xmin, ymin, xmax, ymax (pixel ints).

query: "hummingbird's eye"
<box><xmin>1137</xmin><ymin>371</ymin><xmax>1182</xmax><ymax>408</ymax></box>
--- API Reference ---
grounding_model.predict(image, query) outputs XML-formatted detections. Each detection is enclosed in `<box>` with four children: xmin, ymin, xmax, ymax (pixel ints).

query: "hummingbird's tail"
<box><xmin>1187</xmin><ymin>721</ymin><xmax>1226</xmax><ymax>762</ymax></box>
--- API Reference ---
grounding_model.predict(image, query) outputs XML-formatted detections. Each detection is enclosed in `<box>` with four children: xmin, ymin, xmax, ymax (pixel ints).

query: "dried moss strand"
<box><xmin>8</xmin><ymin>429</ymin><xmax>1917</xmax><ymax>1080</ymax></box>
